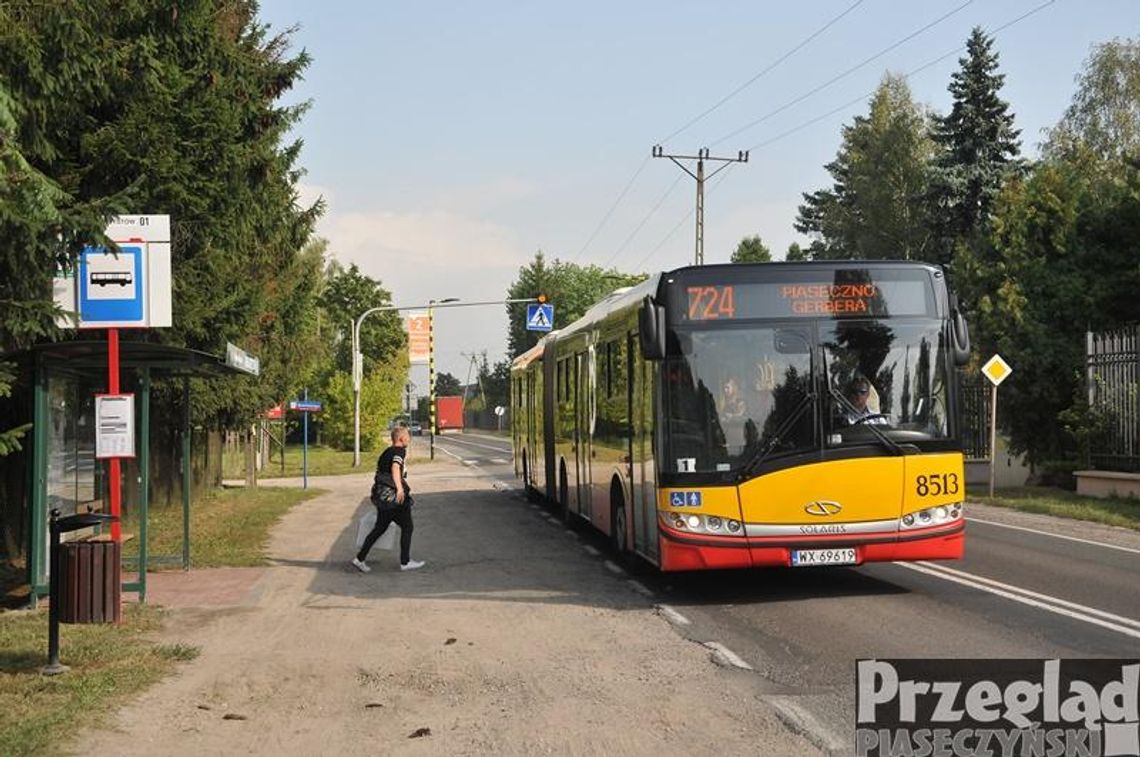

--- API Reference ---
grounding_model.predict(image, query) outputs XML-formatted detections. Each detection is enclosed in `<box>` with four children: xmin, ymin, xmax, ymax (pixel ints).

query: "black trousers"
<box><xmin>356</xmin><ymin>505</ymin><xmax>414</xmax><ymax>565</ymax></box>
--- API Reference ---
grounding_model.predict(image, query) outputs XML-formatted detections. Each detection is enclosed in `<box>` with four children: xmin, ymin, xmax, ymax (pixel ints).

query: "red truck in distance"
<box><xmin>435</xmin><ymin>396</ymin><xmax>464</xmax><ymax>432</ymax></box>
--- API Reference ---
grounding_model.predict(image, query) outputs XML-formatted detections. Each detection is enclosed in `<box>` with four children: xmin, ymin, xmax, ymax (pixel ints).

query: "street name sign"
<box><xmin>289</xmin><ymin>400</ymin><xmax>323</xmax><ymax>413</ymax></box>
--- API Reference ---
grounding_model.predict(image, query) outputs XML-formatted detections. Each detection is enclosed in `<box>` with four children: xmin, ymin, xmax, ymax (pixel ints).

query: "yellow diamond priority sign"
<box><xmin>982</xmin><ymin>354</ymin><xmax>1012</xmax><ymax>386</ymax></box>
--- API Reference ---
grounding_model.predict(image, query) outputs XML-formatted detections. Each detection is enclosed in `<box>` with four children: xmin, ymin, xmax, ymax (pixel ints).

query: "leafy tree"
<box><xmin>434</xmin><ymin>372</ymin><xmax>463</xmax><ymax>397</ymax></box>
<box><xmin>784</xmin><ymin>242</ymin><xmax>808</xmax><ymax>262</ymax></box>
<box><xmin>928</xmin><ymin>27</ymin><xmax>1021</xmax><ymax>265</ymax></box>
<box><xmin>505</xmin><ymin>250</ymin><xmax>645</xmax><ymax>356</ymax></box>
<box><xmin>1047</xmin><ymin>38</ymin><xmax>1140</xmax><ymax>162</ymax></box>
<box><xmin>318</xmin><ymin>262</ymin><xmax>405</xmax><ymax>375</ymax></box>
<box><xmin>795</xmin><ymin>74</ymin><xmax>937</xmax><ymax>261</ymax></box>
<box><xmin>319</xmin><ymin>355</ymin><xmax>407</xmax><ymax>452</ymax></box>
<box><xmin>730</xmin><ymin>235</ymin><xmax>772</xmax><ymax>263</ymax></box>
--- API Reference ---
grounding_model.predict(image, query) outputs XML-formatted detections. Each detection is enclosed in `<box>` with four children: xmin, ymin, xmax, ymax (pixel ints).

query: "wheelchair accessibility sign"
<box><xmin>670</xmin><ymin>491</ymin><xmax>703</xmax><ymax>507</ymax></box>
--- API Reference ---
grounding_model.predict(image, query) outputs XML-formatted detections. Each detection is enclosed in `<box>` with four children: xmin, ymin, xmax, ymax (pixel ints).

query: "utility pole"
<box><xmin>652</xmin><ymin>145</ymin><xmax>749</xmax><ymax>266</ymax></box>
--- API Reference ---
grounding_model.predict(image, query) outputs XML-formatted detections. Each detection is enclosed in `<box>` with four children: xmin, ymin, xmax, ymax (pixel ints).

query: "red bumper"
<box><xmin>657</xmin><ymin>520</ymin><xmax>965</xmax><ymax>572</ymax></box>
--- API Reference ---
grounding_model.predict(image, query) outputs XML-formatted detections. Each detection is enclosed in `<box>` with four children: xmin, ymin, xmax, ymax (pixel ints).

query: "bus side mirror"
<box><xmin>639</xmin><ymin>297</ymin><xmax>666</xmax><ymax>360</ymax></box>
<box><xmin>949</xmin><ymin>294</ymin><xmax>970</xmax><ymax>366</ymax></box>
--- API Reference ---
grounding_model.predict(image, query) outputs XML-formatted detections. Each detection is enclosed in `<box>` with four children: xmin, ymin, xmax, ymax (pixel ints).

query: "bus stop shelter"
<box><xmin>0</xmin><ymin>340</ymin><xmax>250</xmax><ymax>606</ymax></box>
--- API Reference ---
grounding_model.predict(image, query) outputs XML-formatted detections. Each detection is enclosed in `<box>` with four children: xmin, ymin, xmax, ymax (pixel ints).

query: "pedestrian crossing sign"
<box><xmin>526</xmin><ymin>303</ymin><xmax>554</xmax><ymax>332</ymax></box>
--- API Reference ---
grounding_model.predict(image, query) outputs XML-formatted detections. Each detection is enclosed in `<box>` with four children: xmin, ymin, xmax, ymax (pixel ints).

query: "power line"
<box><xmin>651</xmin><ymin>146</ymin><xmax>750</xmax><ymax>266</ymax></box>
<box><xmin>599</xmin><ymin>175</ymin><xmax>683</xmax><ymax>268</ymax></box>
<box><xmin>573</xmin><ymin>2</ymin><xmax>865</xmax><ymax>265</ymax></box>
<box><xmin>634</xmin><ymin>0</ymin><xmax>1059</xmax><ymax>272</ymax></box>
<box><xmin>570</xmin><ymin>154</ymin><xmax>651</xmax><ymax>262</ymax></box>
<box><xmin>658</xmin><ymin>0</ymin><xmax>867</xmax><ymax>145</ymax></box>
<box><xmin>710</xmin><ymin>0</ymin><xmax>976</xmax><ymax>148</ymax></box>
<box><xmin>744</xmin><ymin>0</ymin><xmax>1058</xmax><ymax>153</ymax></box>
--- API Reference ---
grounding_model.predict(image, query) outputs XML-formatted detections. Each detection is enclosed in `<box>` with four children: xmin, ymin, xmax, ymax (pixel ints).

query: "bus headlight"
<box><xmin>664</xmin><ymin>513</ymin><xmax>745</xmax><ymax>535</ymax></box>
<box><xmin>900</xmin><ymin>504</ymin><xmax>963</xmax><ymax>530</ymax></box>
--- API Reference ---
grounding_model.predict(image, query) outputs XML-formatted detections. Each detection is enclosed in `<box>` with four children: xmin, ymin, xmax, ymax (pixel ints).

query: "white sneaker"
<box><xmin>400</xmin><ymin>560</ymin><xmax>425</xmax><ymax>571</ymax></box>
<box><xmin>351</xmin><ymin>558</ymin><xmax>371</xmax><ymax>573</ymax></box>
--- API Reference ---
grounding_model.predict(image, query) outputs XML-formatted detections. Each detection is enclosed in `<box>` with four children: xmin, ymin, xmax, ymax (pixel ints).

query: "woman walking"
<box><xmin>352</xmin><ymin>426</ymin><xmax>425</xmax><ymax>572</ymax></box>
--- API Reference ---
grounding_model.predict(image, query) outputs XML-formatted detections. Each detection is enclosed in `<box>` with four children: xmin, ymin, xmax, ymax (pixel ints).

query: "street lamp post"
<box><xmin>351</xmin><ymin>297</ymin><xmax>537</xmax><ymax>467</ymax></box>
<box><xmin>352</xmin><ymin>305</ymin><xmax>399</xmax><ymax>468</ymax></box>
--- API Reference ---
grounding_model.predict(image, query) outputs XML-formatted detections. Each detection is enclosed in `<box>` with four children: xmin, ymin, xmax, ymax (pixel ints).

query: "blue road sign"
<box><xmin>79</xmin><ymin>245</ymin><xmax>145</xmax><ymax>325</ymax></box>
<box><xmin>526</xmin><ymin>303</ymin><xmax>554</xmax><ymax>332</ymax></box>
<box><xmin>289</xmin><ymin>400</ymin><xmax>322</xmax><ymax>412</ymax></box>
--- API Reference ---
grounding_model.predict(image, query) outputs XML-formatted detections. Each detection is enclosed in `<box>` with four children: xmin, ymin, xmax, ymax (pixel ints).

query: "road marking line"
<box><xmin>433</xmin><ymin>445</ymin><xmax>467</xmax><ymax>464</ymax></box>
<box><xmin>582</xmin><ymin>545</ymin><xmax>601</xmax><ymax>557</ymax></box>
<box><xmin>898</xmin><ymin>561</ymin><xmax>1140</xmax><ymax>639</ymax></box>
<box><xmin>768</xmin><ymin>697</ymin><xmax>848</xmax><ymax>755</ymax></box>
<box><xmin>626</xmin><ymin>579</ymin><xmax>653</xmax><ymax>597</ymax></box>
<box><xmin>462</xmin><ymin>460</ymin><xmax>478</xmax><ymax>466</ymax></box>
<box><xmin>436</xmin><ymin>435</ymin><xmax>512</xmax><ymax>453</ymax></box>
<box><xmin>703</xmin><ymin>642</ymin><xmax>753</xmax><ymax>670</ymax></box>
<box><xmin>967</xmin><ymin>516</ymin><xmax>1140</xmax><ymax>555</ymax></box>
<box><xmin>655</xmin><ymin>604</ymin><xmax>691</xmax><ymax>626</ymax></box>
<box><xmin>911</xmin><ymin>561</ymin><xmax>1140</xmax><ymax>629</ymax></box>
<box><xmin>490</xmin><ymin>458</ymin><xmax>511</xmax><ymax>464</ymax></box>
<box><xmin>603</xmin><ymin>560</ymin><xmax>624</xmax><ymax>575</ymax></box>
<box><xmin>460</xmin><ymin>431</ymin><xmax>515</xmax><ymax>445</ymax></box>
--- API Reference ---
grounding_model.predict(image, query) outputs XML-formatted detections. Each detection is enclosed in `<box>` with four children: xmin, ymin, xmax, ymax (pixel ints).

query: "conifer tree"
<box><xmin>928</xmin><ymin>27</ymin><xmax>1021</xmax><ymax>264</ymax></box>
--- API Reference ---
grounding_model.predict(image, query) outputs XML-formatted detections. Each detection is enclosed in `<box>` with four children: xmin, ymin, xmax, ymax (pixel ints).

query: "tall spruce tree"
<box><xmin>929</xmin><ymin>28</ymin><xmax>1021</xmax><ymax>264</ymax></box>
<box><xmin>0</xmin><ymin>1</ymin><xmax>323</xmax><ymax>428</ymax></box>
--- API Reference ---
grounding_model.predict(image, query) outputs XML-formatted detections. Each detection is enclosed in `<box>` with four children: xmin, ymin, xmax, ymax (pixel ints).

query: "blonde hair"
<box><xmin>391</xmin><ymin>426</ymin><xmax>410</xmax><ymax>443</ymax></box>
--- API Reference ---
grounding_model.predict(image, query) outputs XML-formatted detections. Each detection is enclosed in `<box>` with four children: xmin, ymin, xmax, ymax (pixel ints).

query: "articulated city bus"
<box><xmin>510</xmin><ymin>261</ymin><xmax>972</xmax><ymax>571</ymax></box>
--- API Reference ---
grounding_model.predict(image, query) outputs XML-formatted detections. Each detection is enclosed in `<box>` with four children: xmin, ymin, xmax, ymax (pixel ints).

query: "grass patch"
<box><xmin>0</xmin><ymin>604</ymin><xmax>192</xmax><ymax>756</ymax></box>
<box><xmin>974</xmin><ymin>486</ymin><xmax>1140</xmax><ymax>532</ymax></box>
<box><xmin>147</xmin><ymin>486</ymin><xmax>322</xmax><ymax>568</ymax></box>
<box><xmin>223</xmin><ymin>443</ymin><xmax>433</xmax><ymax>479</ymax></box>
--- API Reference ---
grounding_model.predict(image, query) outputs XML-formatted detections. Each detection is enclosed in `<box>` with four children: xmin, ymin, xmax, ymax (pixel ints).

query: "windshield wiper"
<box><xmin>825</xmin><ymin>383</ymin><xmax>911</xmax><ymax>456</ymax></box>
<box><xmin>736</xmin><ymin>391</ymin><xmax>815</xmax><ymax>481</ymax></box>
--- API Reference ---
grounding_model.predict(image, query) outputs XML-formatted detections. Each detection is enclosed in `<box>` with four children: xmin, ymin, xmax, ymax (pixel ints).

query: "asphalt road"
<box><xmin>433</xmin><ymin>431</ymin><xmax>1140</xmax><ymax>754</ymax></box>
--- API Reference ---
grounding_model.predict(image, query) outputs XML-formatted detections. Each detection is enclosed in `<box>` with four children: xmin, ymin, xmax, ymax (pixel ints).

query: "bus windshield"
<box><xmin>662</xmin><ymin>326</ymin><xmax>815</xmax><ymax>474</ymax></box>
<box><xmin>822</xmin><ymin>319</ymin><xmax>950</xmax><ymax>447</ymax></box>
<box><xmin>661</xmin><ymin>319</ymin><xmax>952</xmax><ymax>475</ymax></box>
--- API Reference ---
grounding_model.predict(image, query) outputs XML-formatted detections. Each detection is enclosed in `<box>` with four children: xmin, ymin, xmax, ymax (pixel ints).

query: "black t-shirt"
<box><xmin>373</xmin><ymin>444</ymin><xmax>409</xmax><ymax>492</ymax></box>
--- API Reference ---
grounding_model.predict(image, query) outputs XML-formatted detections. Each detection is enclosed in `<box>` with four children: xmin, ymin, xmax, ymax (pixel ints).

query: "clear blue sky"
<box><xmin>259</xmin><ymin>0</ymin><xmax>1137</xmax><ymax>381</ymax></box>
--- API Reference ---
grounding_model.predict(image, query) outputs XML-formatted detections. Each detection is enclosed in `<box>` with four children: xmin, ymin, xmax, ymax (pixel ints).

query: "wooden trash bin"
<box><xmin>57</xmin><ymin>539</ymin><xmax>121</xmax><ymax>624</ymax></box>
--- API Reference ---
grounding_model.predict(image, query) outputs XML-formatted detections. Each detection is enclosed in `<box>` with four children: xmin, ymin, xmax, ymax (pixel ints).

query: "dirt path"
<box><xmin>78</xmin><ymin>462</ymin><xmax>819</xmax><ymax>756</ymax></box>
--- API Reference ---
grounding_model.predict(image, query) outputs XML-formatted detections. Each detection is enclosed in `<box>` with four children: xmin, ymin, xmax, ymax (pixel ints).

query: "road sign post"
<box><xmin>981</xmin><ymin>354</ymin><xmax>1013</xmax><ymax>498</ymax></box>
<box><xmin>289</xmin><ymin>395</ymin><xmax>322</xmax><ymax>489</ymax></box>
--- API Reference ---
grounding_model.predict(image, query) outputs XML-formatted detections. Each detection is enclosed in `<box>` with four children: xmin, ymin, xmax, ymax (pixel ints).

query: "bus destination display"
<box><xmin>681</xmin><ymin>277</ymin><xmax>933</xmax><ymax>321</ymax></box>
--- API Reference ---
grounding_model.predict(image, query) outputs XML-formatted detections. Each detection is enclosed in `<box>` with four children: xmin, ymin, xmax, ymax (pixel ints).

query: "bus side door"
<box><xmin>575</xmin><ymin>350</ymin><xmax>593</xmax><ymax>520</ymax></box>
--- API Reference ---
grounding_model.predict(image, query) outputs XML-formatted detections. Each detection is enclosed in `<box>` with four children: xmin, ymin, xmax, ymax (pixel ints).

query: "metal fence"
<box><xmin>1087</xmin><ymin>326</ymin><xmax>1140</xmax><ymax>472</ymax></box>
<box><xmin>958</xmin><ymin>372</ymin><xmax>991</xmax><ymax>461</ymax></box>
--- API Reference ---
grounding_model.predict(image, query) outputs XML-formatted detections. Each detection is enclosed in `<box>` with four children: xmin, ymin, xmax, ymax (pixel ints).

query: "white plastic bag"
<box><xmin>376</xmin><ymin>523</ymin><xmax>399</xmax><ymax>551</ymax></box>
<box><xmin>355</xmin><ymin>507</ymin><xmax>377</xmax><ymax>549</ymax></box>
